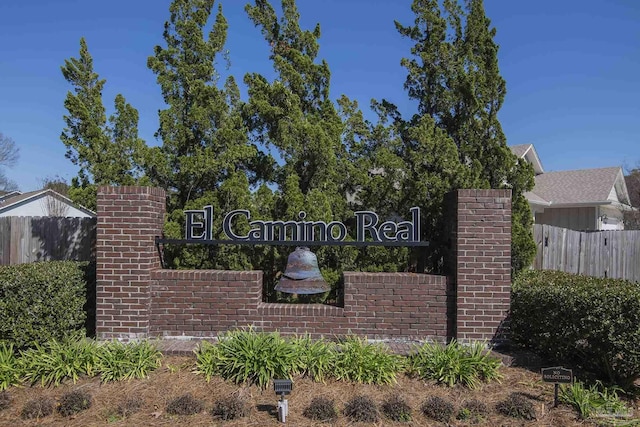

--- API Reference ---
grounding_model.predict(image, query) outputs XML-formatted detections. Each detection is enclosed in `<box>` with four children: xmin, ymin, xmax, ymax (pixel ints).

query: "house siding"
<box><xmin>599</xmin><ymin>206</ymin><xmax>624</xmax><ymax>230</ymax></box>
<box><xmin>535</xmin><ymin>206</ymin><xmax>597</xmax><ymax>231</ymax></box>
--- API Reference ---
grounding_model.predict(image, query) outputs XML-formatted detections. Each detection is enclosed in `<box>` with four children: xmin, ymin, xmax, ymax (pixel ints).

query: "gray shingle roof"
<box><xmin>523</xmin><ymin>191</ymin><xmax>550</xmax><ymax>206</ymax></box>
<box><xmin>531</xmin><ymin>167</ymin><xmax>622</xmax><ymax>205</ymax></box>
<box><xmin>0</xmin><ymin>190</ymin><xmax>41</xmax><ymax>206</ymax></box>
<box><xmin>0</xmin><ymin>190</ymin><xmax>21</xmax><ymax>202</ymax></box>
<box><xmin>509</xmin><ymin>144</ymin><xmax>532</xmax><ymax>158</ymax></box>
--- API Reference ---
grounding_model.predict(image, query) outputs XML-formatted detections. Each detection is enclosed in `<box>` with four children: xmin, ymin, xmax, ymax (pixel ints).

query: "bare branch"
<box><xmin>0</xmin><ymin>170</ymin><xmax>18</xmax><ymax>192</ymax></box>
<box><xmin>0</xmin><ymin>132</ymin><xmax>19</xmax><ymax>167</ymax></box>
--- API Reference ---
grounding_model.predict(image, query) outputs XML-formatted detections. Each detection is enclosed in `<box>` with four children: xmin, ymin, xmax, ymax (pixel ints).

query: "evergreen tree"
<box><xmin>147</xmin><ymin>0</ymin><xmax>268</xmax><ymax>269</ymax></box>
<box><xmin>61</xmin><ymin>37</ymin><xmax>146</xmax><ymax>211</ymax></box>
<box><xmin>244</xmin><ymin>0</ymin><xmax>369</xmax><ymax>298</ymax></box>
<box><xmin>357</xmin><ymin>99</ymin><xmax>471</xmax><ymax>272</ymax></box>
<box><xmin>392</xmin><ymin>0</ymin><xmax>536</xmax><ymax>274</ymax></box>
<box><xmin>244</xmin><ymin>0</ymin><xmax>354</xmax><ymax>216</ymax></box>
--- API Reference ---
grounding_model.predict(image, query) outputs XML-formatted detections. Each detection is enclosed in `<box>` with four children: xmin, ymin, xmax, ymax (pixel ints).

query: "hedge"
<box><xmin>510</xmin><ymin>270</ymin><xmax>640</xmax><ymax>388</ymax></box>
<box><xmin>0</xmin><ymin>261</ymin><xmax>92</xmax><ymax>349</ymax></box>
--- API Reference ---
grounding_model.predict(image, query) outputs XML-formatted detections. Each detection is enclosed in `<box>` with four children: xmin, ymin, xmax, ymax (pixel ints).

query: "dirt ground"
<box><xmin>0</xmin><ymin>355</ymin><xmax>638</xmax><ymax>426</ymax></box>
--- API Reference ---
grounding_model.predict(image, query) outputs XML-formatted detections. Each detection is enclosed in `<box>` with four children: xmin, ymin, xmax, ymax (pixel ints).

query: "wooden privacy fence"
<box><xmin>533</xmin><ymin>224</ymin><xmax>640</xmax><ymax>282</ymax></box>
<box><xmin>0</xmin><ymin>217</ymin><xmax>96</xmax><ymax>265</ymax></box>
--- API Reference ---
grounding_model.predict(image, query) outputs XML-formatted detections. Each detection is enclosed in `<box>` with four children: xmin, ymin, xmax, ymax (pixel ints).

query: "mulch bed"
<box><xmin>0</xmin><ymin>356</ymin><xmax>637</xmax><ymax>426</ymax></box>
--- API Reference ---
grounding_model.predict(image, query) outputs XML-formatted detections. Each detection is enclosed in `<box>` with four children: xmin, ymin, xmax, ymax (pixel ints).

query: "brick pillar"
<box><xmin>450</xmin><ymin>189</ymin><xmax>512</xmax><ymax>343</ymax></box>
<box><xmin>96</xmin><ymin>186</ymin><xmax>165</xmax><ymax>340</ymax></box>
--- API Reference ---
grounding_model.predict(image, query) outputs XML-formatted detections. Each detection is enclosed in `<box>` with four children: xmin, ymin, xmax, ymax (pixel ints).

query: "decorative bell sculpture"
<box><xmin>275</xmin><ymin>247</ymin><xmax>330</xmax><ymax>295</ymax></box>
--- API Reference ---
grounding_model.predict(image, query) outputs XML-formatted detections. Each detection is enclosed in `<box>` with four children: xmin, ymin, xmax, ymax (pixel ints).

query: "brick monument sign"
<box><xmin>96</xmin><ymin>186</ymin><xmax>511</xmax><ymax>343</ymax></box>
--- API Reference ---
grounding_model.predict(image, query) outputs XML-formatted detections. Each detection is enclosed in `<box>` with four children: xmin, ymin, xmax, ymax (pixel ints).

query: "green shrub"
<box><xmin>18</xmin><ymin>336</ymin><xmax>161</xmax><ymax>386</ymax></box>
<box><xmin>193</xmin><ymin>340</ymin><xmax>221</xmax><ymax>382</ymax></box>
<box><xmin>0</xmin><ymin>342</ymin><xmax>21</xmax><ymax>391</ymax></box>
<box><xmin>495</xmin><ymin>392</ymin><xmax>536</xmax><ymax>420</ymax></box>
<box><xmin>421</xmin><ymin>396</ymin><xmax>455</xmax><ymax>422</ymax></box>
<box><xmin>0</xmin><ymin>261</ymin><xmax>91</xmax><ymax>349</ymax></box>
<box><xmin>290</xmin><ymin>335</ymin><xmax>337</xmax><ymax>383</ymax></box>
<box><xmin>21</xmin><ymin>396</ymin><xmax>54</xmax><ymax>419</ymax></box>
<box><xmin>303</xmin><ymin>396</ymin><xmax>337</xmax><ymax>422</ymax></box>
<box><xmin>166</xmin><ymin>393</ymin><xmax>204</xmax><ymax>415</ymax></box>
<box><xmin>20</xmin><ymin>335</ymin><xmax>98</xmax><ymax>386</ymax></box>
<box><xmin>333</xmin><ymin>336</ymin><xmax>404</xmax><ymax>385</ymax></box>
<box><xmin>83</xmin><ymin>261</ymin><xmax>97</xmax><ymax>337</ymax></box>
<box><xmin>96</xmin><ymin>340</ymin><xmax>162</xmax><ymax>382</ymax></box>
<box><xmin>559</xmin><ymin>381</ymin><xmax>629</xmax><ymax>419</ymax></box>
<box><xmin>381</xmin><ymin>394</ymin><xmax>412</xmax><ymax>422</ymax></box>
<box><xmin>511</xmin><ymin>270</ymin><xmax>640</xmax><ymax>388</ymax></box>
<box><xmin>199</xmin><ymin>329</ymin><xmax>297</xmax><ymax>389</ymax></box>
<box><xmin>407</xmin><ymin>340</ymin><xmax>502</xmax><ymax>388</ymax></box>
<box><xmin>344</xmin><ymin>395</ymin><xmax>379</xmax><ymax>423</ymax></box>
<box><xmin>57</xmin><ymin>390</ymin><xmax>92</xmax><ymax>416</ymax></box>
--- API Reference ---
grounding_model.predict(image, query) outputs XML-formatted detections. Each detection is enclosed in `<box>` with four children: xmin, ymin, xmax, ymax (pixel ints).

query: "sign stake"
<box><xmin>541</xmin><ymin>366</ymin><xmax>573</xmax><ymax>408</ymax></box>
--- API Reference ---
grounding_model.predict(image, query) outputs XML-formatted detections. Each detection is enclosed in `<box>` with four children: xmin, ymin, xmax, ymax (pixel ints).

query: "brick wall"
<box><xmin>96</xmin><ymin>186</ymin><xmax>165</xmax><ymax>340</ymax></box>
<box><xmin>449</xmin><ymin>189</ymin><xmax>512</xmax><ymax>342</ymax></box>
<box><xmin>150</xmin><ymin>270</ymin><xmax>447</xmax><ymax>341</ymax></box>
<box><xmin>96</xmin><ymin>186</ymin><xmax>511</xmax><ymax>343</ymax></box>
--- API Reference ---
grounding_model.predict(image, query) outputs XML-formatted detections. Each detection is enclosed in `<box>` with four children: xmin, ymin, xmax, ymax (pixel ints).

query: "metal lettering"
<box><xmin>185</xmin><ymin>205</ymin><xmax>213</xmax><ymax>240</ymax></box>
<box><xmin>326</xmin><ymin>221</ymin><xmax>347</xmax><ymax>241</ymax></box>
<box><xmin>188</xmin><ymin>207</ymin><xmax>423</xmax><ymax>244</ymax></box>
<box><xmin>379</xmin><ymin>221</ymin><xmax>398</xmax><ymax>241</ymax></box>
<box><xmin>354</xmin><ymin>211</ymin><xmax>380</xmax><ymax>242</ymax></box>
<box><xmin>266</xmin><ymin>221</ymin><xmax>300</xmax><ymax>241</ymax></box>
<box><xmin>223</xmin><ymin>209</ymin><xmax>250</xmax><ymax>240</ymax></box>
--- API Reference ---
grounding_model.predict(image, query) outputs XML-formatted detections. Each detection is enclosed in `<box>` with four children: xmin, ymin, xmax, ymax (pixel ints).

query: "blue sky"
<box><xmin>1</xmin><ymin>0</ymin><xmax>639</xmax><ymax>191</ymax></box>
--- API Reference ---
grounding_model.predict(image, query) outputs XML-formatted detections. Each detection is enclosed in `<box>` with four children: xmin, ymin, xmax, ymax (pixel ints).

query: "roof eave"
<box><xmin>0</xmin><ymin>189</ymin><xmax>96</xmax><ymax>217</ymax></box>
<box><xmin>527</xmin><ymin>199</ymin><xmax>551</xmax><ymax>206</ymax></box>
<box><xmin>522</xmin><ymin>145</ymin><xmax>544</xmax><ymax>174</ymax></box>
<box><xmin>0</xmin><ymin>190</ymin><xmax>47</xmax><ymax>211</ymax></box>
<box><xmin>546</xmin><ymin>201</ymin><xmax>613</xmax><ymax>208</ymax></box>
